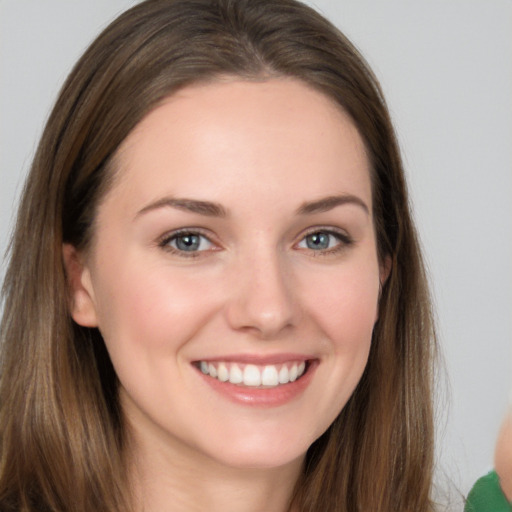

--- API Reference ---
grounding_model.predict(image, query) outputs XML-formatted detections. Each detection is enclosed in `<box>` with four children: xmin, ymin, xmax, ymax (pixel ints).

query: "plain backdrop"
<box><xmin>1</xmin><ymin>0</ymin><xmax>511</xmax><ymax>506</ymax></box>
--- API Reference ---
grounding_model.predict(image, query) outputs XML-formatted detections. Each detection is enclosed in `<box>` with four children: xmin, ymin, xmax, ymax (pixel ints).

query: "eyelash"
<box><xmin>295</xmin><ymin>227</ymin><xmax>353</xmax><ymax>256</ymax></box>
<box><xmin>157</xmin><ymin>227</ymin><xmax>353</xmax><ymax>258</ymax></box>
<box><xmin>158</xmin><ymin>228</ymin><xmax>217</xmax><ymax>258</ymax></box>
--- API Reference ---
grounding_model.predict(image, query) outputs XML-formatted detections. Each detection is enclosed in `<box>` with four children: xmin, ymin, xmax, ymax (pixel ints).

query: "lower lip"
<box><xmin>195</xmin><ymin>361</ymin><xmax>317</xmax><ymax>407</ymax></box>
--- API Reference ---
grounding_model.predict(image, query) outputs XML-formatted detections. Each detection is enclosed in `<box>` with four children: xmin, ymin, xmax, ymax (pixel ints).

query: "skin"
<box><xmin>495</xmin><ymin>411</ymin><xmax>512</xmax><ymax>501</ymax></box>
<box><xmin>65</xmin><ymin>78</ymin><xmax>388</xmax><ymax>512</ymax></box>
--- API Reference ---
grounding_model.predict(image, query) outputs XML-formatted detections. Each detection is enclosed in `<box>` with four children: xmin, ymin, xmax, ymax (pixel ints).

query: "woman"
<box><xmin>0</xmin><ymin>0</ymin><xmax>437</xmax><ymax>510</ymax></box>
<box><xmin>465</xmin><ymin>408</ymin><xmax>512</xmax><ymax>511</ymax></box>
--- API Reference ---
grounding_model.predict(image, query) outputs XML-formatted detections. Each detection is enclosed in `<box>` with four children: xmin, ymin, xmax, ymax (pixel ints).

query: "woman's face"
<box><xmin>67</xmin><ymin>78</ymin><xmax>386</xmax><ymax>471</ymax></box>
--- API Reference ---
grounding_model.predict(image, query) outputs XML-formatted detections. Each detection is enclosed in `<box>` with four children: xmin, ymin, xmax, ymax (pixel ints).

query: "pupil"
<box><xmin>176</xmin><ymin>234</ymin><xmax>200</xmax><ymax>251</ymax></box>
<box><xmin>307</xmin><ymin>232</ymin><xmax>329</xmax><ymax>250</ymax></box>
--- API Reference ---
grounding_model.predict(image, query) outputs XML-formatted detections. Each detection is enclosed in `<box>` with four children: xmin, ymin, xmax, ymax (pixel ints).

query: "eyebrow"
<box><xmin>296</xmin><ymin>194</ymin><xmax>369</xmax><ymax>216</ymax></box>
<box><xmin>136</xmin><ymin>197</ymin><xmax>228</xmax><ymax>218</ymax></box>
<box><xmin>136</xmin><ymin>194</ymin><xmax>368</xmax><ymax>219</ymax></box>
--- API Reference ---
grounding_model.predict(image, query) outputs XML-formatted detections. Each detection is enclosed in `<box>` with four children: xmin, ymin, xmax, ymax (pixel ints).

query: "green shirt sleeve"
<box><xmin>465</xmin><ymin>471</ymin><xmax>512</xmax><ymax>512</ymax></box>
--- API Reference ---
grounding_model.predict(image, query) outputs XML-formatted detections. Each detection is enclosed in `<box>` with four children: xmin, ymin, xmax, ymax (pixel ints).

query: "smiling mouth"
<box><xmin>194</xmin><ymin>360</ymin><xmax>309</xmax><ymax>388</ymax></box>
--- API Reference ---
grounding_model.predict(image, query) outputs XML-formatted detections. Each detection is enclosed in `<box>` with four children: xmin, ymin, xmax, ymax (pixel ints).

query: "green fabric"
<box><xmin>465</xmin><ymin>471</ymin><xmax>512</xmax><ymax>512</ymax></box>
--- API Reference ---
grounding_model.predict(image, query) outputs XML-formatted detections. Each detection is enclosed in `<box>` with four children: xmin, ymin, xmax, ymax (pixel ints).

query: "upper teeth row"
<box><xmin>199</xmin><ymin>361</ymin><xmax>306</xmax><ymax>387</ymax></box>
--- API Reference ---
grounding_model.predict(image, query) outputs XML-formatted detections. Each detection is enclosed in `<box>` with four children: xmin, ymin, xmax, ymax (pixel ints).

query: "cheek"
<box><xmin>291</xmin><ymin>260</ymin><xmax>378</xmax><ymax>437</ymax></box>
<box><xmin>92</xmin><ymin>257</ymin><xmax>222</xmax><ymax>363</ymax></box>
<box><xmin>303</xmin><ymin>259</ymin><xmax>380</xmax><ymax>348</ymax></box>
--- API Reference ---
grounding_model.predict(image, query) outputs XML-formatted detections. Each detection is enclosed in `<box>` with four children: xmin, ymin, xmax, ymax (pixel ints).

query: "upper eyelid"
<box><xmin>158</xmin><ymin>227</ymin><xmax>217</xmax><ymax>246</ymax></box>
<box><xmin>296</xmin><ymin>225</ymin><xmax>351</xmax><ymax>240</ymax></box>
<box><xmin>160</xmin><ymin>226</ymin><xmax>212</xmax><ymax>238</ymax></box>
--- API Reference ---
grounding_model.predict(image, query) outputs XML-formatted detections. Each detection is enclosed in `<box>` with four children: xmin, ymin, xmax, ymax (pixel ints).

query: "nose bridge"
<box><xmin>225</xmin><ymin>241</ymin><xmax>297</xmax><ymax>338</ymax></box>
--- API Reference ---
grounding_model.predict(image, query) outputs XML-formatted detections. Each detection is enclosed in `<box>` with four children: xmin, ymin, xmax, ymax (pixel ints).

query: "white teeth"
<box><xmin>208</xmin><ymin>363</ymin><xmax>217</xmax><ymax>378</ymax></box>
<box><xmin>261</xmin><ymin>365</ymin><xmax>279</xmax><ymax>387</ymax></box>
<box><xmin>278</xmin><ymin>365</ymin><xmax>290</xmax><ymax>384</ymax></box>
<box><xmin>289</xmin><ymin>363</ymin><xmax>298</xmax><ymax>382</ymax></box>
<box><xmin>243</xmin><ymin>365</ymin><xmax>262</xmax><ymax>387</ymax></box>
<box><xmin>229</xmin><ymin>364</ymin><xmax>243</xmax><ymax>384</ymax></box>
<box><xmin>198</xmin><ymin>360</ymin><xmax>308</xmax><ymax>387</ymax></box>
<box><xmin>217</xmin><ymin>362</ymin><xmax>229</xmax><ymax>382</ymax></box>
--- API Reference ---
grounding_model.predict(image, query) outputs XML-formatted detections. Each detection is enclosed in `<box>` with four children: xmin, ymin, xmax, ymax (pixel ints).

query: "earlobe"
<box><xmin>62</xmin><ymin>243</ymin><xmax>98</xmax><ymax>327</ymax></box>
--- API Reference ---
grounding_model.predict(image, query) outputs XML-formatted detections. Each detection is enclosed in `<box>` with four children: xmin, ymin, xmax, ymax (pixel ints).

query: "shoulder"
<box><xmin>465</xmin><ymin>470</ymin><xmax>512</xmax><ymax>512</ymax></box>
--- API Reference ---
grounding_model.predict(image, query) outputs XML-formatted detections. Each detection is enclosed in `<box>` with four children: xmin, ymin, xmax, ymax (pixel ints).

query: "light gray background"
<box><xmin>1</xmin><ymin>0</ymin><xmax>511</xmax><ymax>505</ymax></box>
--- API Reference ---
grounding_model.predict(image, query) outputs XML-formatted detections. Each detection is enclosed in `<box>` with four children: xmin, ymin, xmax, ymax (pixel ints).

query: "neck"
<box><xmin>128</xmin><ymin>425</ymin><xmax>303</xmax><ymax>512</ymax></box>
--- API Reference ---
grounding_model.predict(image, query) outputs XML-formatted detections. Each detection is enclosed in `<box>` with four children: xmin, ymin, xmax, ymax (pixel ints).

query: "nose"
<box><xmin>224</xmin><ymin>249</ymin><xmax>299</xmax><ymax>339</ymax></box>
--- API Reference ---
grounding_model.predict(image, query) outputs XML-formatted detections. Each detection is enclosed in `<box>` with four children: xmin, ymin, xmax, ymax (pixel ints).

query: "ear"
<box><xmin>379</xmin><ymin>255</ymin><xmax>392</xmax><ymax>287</ymax></box>
<box><xmin>375</xmin><ymin>255</ymin><xmax>392</xmax><ymax>322</ymax></box>
<box><xmin>62</xmin><ymin>243</ymin><xmax>98</xmax><ymax>327</ymax></box>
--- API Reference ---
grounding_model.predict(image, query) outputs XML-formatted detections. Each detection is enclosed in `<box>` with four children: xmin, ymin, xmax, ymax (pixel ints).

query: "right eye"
<box><xmin>160</xmin><ymin>230</ymin><xmax>215</xmax><ymax>256</ymax></box>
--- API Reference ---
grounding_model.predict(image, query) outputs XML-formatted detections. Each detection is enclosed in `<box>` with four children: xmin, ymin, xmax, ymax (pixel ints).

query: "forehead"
<box><xmin>110</xmin><ymin>78</ymin><xmax>371</xmax><ymax>215</ymax></box>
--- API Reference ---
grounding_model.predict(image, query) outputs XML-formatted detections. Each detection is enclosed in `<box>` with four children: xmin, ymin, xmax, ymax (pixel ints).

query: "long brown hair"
<box><xmin>0</xmin><ymin>0</ymin><xmax>437</xmax><ymax>510</ymax></box>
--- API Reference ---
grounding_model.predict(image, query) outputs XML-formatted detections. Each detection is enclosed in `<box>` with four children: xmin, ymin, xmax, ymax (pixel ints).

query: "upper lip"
<box><xmin>192</xmin><ymin>353</ymin><xmax>315</xmax><ymax>365</ymax></box>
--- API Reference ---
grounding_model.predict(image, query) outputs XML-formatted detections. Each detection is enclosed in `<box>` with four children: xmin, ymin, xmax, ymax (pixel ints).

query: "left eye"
<box><xmin>297</xmin><ymin>231</ymin><xmax>342</xmax><ymax>251</ymax></box>
<box><xmin>165</xmin><ymin>232</ymin><xmax>213</xmax><ymax>252</ymax></box>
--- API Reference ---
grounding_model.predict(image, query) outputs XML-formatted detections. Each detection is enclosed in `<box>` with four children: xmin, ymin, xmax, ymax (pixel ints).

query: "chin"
<box><xmin>215</xmin><ymin>449</ymin><xmax>305</xmax><ymax>472</ymax></box>
<box><xmin>200</xmin><ymin>430</ymin><xmax>311</xmax><ymax>471</ymax></box>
